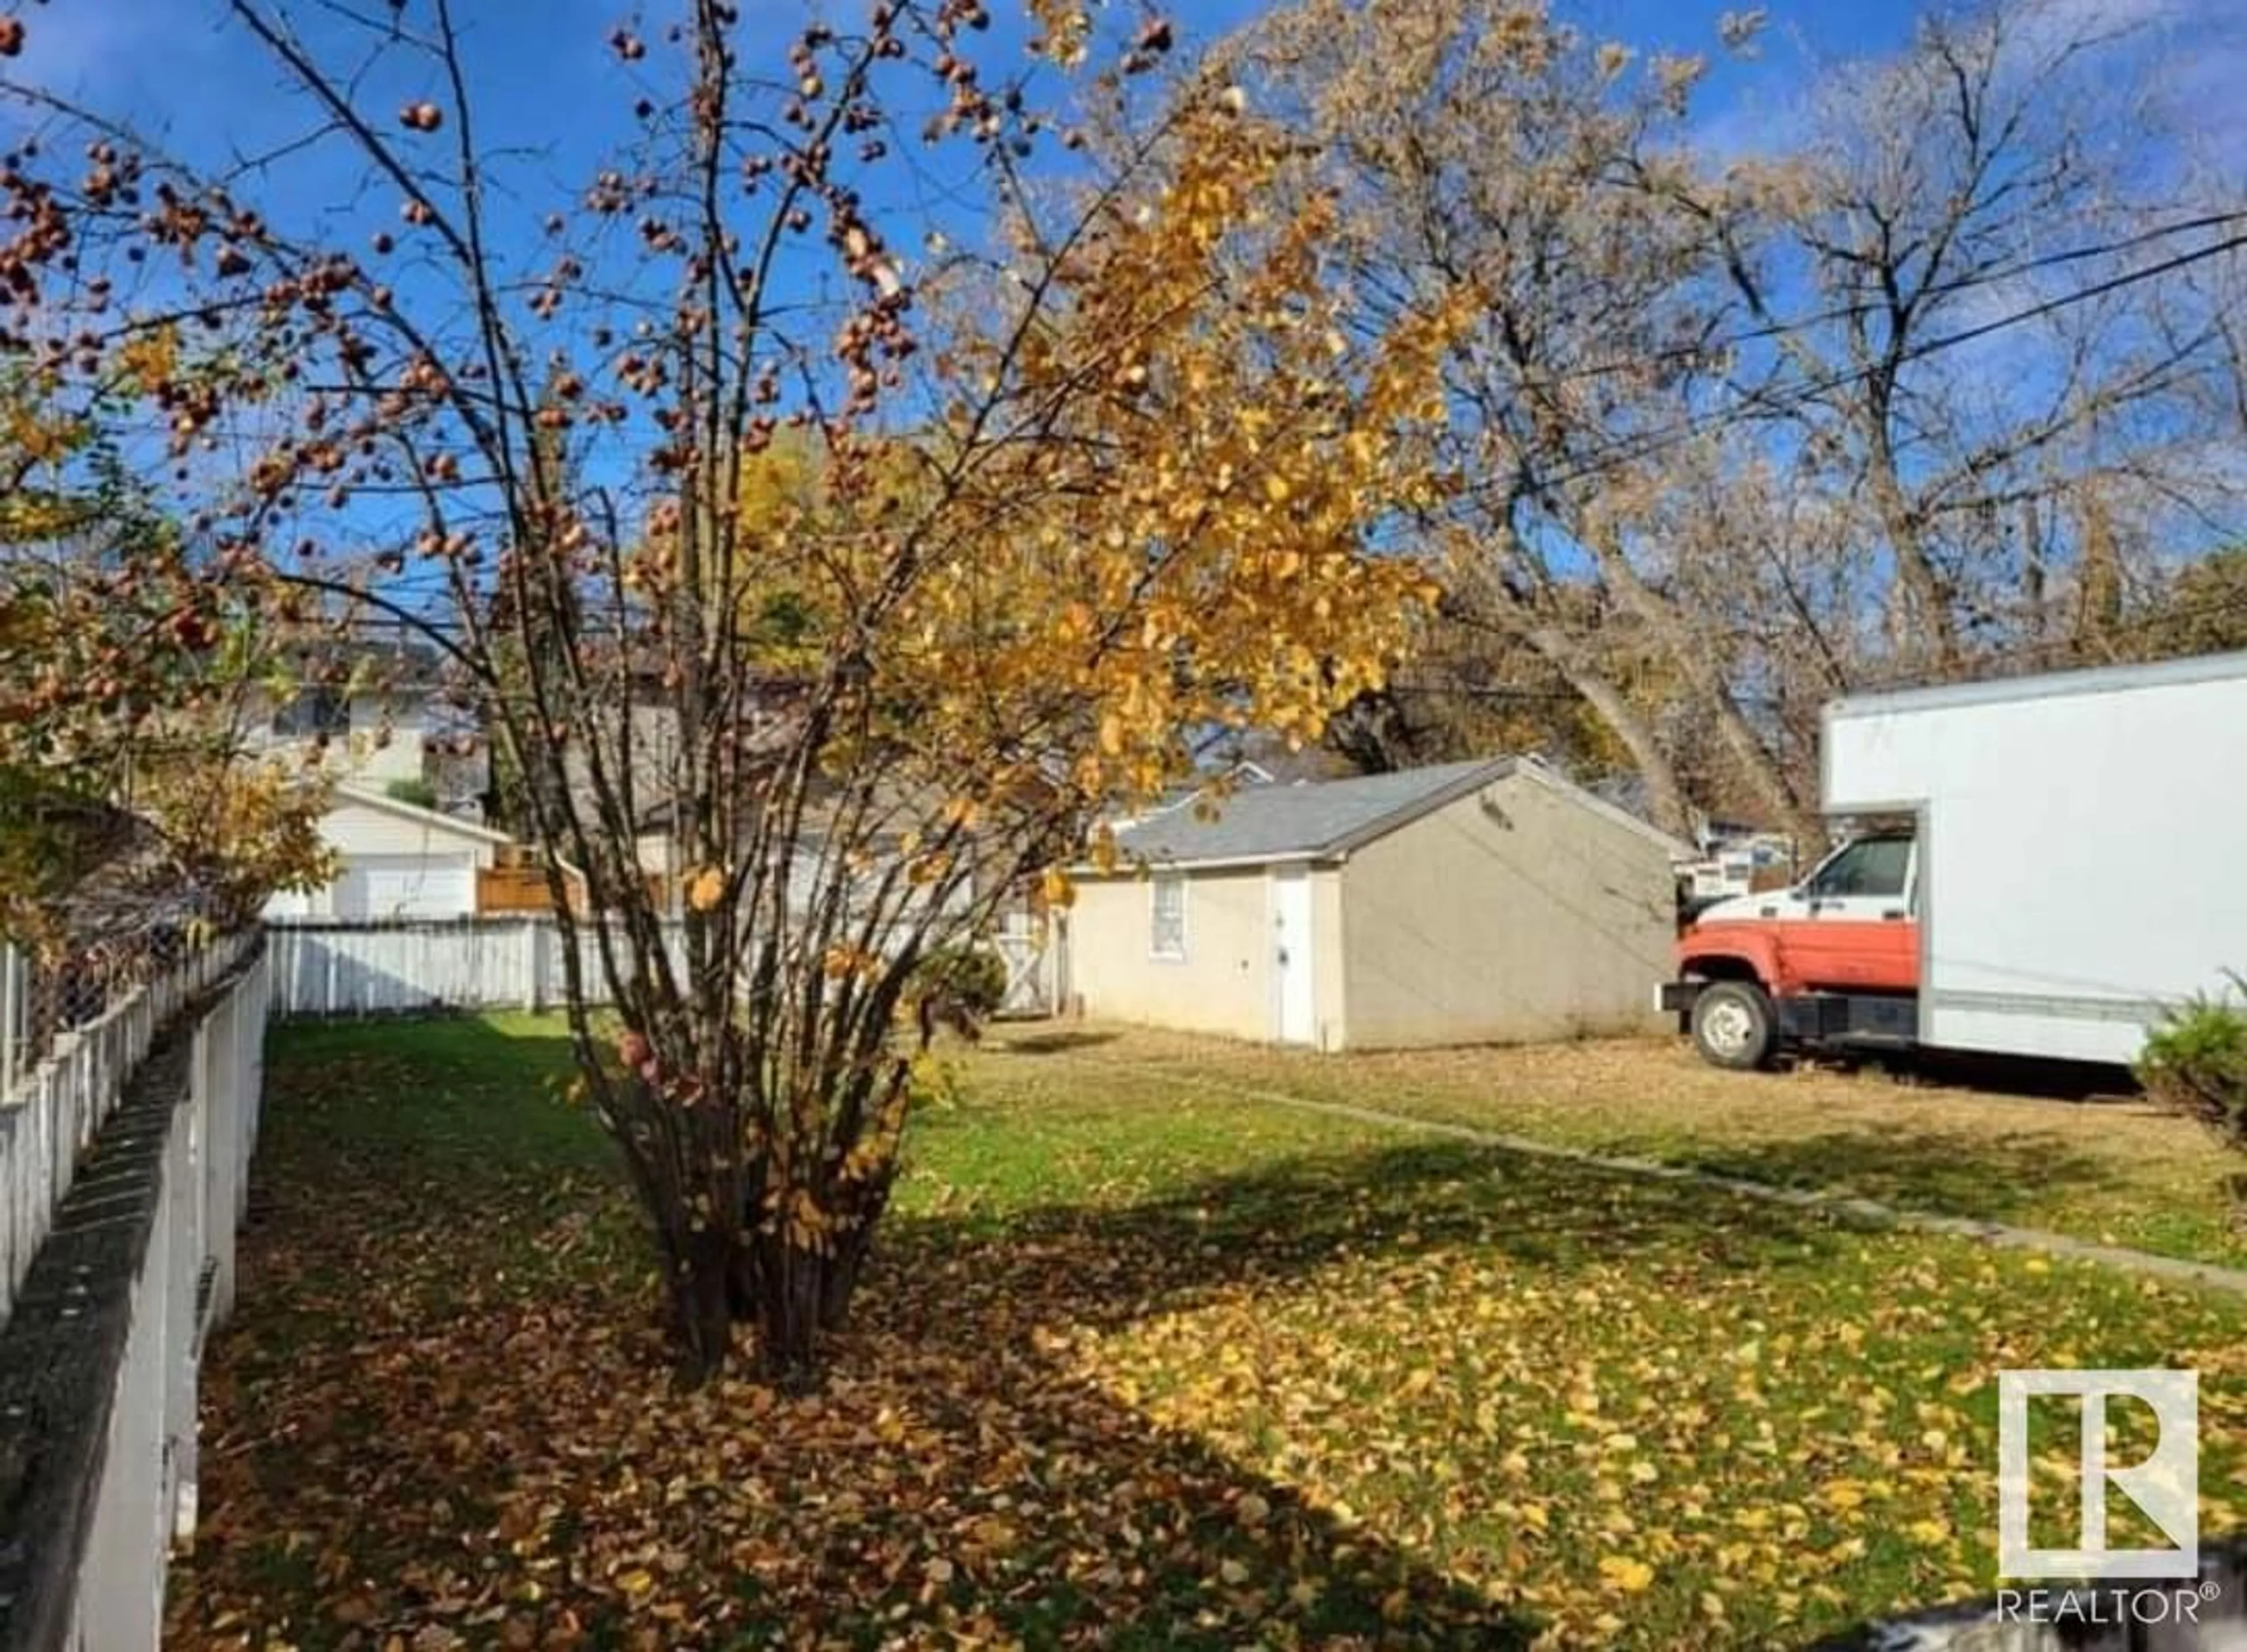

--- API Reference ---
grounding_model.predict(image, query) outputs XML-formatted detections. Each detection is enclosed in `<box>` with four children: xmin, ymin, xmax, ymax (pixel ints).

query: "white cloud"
<box><xmin>1686</xmin><ymin>0</ymin><xmax>2247</xmax><ymax>196</ymax></box>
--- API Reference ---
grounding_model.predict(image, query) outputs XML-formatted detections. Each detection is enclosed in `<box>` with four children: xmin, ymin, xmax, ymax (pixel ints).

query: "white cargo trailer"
<box><xmin>1821</xmin><ymin>651</ymin><xmax>2247</xmax><ymax>1066</ymax></box>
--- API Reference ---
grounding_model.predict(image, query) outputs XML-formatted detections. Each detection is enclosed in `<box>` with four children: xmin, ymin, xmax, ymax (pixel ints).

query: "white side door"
<box><xmin>1269</xmin><ymin>867</ymin><xmax>1316</xmax><ymax>1046</ymax></box>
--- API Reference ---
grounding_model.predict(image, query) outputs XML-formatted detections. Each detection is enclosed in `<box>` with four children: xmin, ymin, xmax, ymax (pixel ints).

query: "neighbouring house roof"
<box><xmin>278</xmin><ymin>629</ymin><xmax>453</xmax><ymax>696</ymax></box>
<box><xmin>331</xmin><ymin>785</ymin><xmax>515</xmax><ymax>847</ymax></box>
<box><xmin>1095</xmin><ymin>755</ymin><xmax>1696</xmax><ymax>873</ymax></box>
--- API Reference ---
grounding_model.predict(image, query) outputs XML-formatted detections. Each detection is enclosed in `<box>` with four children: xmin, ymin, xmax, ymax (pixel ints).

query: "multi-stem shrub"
<box><xmin>2140</xmin><ymin>978</ymin><xmax>2247</xmax><ymax>1210</ymax></box>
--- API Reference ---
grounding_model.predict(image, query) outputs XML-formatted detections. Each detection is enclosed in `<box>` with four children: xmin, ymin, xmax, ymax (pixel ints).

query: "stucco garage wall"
<box><xmin>1070</xmin><ymin>867</ymin><xmax>1276</xmax><ymax>1040</ymax></box>
<box><xmin>1336</xmin><ymin>769</ymin><xmax>1674</xmax><ymax>1049</ymax></box>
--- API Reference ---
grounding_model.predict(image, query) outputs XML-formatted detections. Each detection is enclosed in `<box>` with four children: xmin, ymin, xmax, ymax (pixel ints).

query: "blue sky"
<box><xmin>25</xmin><ymin>0</ymin><xmax>2241</xmax><ymax>232</ymax></box>
<box><xmin>16</xmin><ymin>0</ymin><xmax>2241</xmax><ymax>425</ymax></box>
<box><xmin>9</xmin><ymin>0</ymin><xmax>2242</xmax><ymax>593</ymax></box>
<box><xmin>23</xmin><ymin>0</ymin><xmax>1923</xmax><ymax>136</ymax></box>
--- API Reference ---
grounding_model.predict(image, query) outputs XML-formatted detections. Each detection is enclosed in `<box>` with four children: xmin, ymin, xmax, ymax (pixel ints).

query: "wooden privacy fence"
<box><xmin>476</xmin><ymin>866</ymin><xmax>674</xmax><ymax>916</ymax></box>
<box><xmin>266</xmin><ymin>913</ymin><xmax>1067</xmax><ymax>1020</ymax></box>
<box><xmin>0</xmin><ymin>930</ymin><xmax>269</xmax><ymax>1652</ymax></box>
<box><xmin>475</xmin><ymin>865</ymin><xmax>559</xmax><ymax>914</ymax></box>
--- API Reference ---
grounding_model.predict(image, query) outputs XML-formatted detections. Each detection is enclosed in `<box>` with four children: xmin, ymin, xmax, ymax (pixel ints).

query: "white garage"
<box><xmin>331</xmin><ymin>851</ymin><xmax>473</xmax><ymax>919</ymax></box>
<box><xmin>263</xmin><ymin>786</ymin><xmax>511</xmax><ymax>921</ymax></box>
<box><xmin>1066</xmin><ymin>756</ymin><xmax>1688</xmax><ymax>1051</ymax></box>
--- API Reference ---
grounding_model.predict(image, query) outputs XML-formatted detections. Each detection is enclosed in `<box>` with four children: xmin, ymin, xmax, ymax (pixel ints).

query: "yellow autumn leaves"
<box><xmin>644</xmin><ymin>88</ymin><xmax>1462</xmax><ymax>895</ymax></box>
<box><xmin>1596</xmin><ymin>1554</ymin><xmax>1655</xmax><ymax>1593</ymax></box>
<box><xmin>1070</xmin><ymin>1195</ymin><xmax>2247</xmax><ymax>1648</ymax></box>
<box><xmin>719</xmin><ymin>90</ymin><xmax>1466</xmax><ymax>838</ymax></box>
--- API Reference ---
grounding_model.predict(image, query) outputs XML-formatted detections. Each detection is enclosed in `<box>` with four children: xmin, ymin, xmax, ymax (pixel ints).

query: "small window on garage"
<box><xmin>1149</xmin><ymin>874</ymin><xmax>1187</xmax><ymax>961</ymax></box>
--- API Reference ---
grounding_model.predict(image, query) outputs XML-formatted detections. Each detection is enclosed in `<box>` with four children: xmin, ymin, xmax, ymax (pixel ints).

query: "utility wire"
<box><xmin>1463</xmin><ymin>226</ymin><xmax>2247</xmax><ymax>502</ymax></box>
<box><xmin>1540</xmin><ymin>209</ymin><xmax>2247</xmax><ymax>390</ymax></box>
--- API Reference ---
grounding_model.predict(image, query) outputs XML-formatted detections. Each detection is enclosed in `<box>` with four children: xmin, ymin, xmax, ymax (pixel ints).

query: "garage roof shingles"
<box><xmin>1111</xmin><ymin>757</ymin><xmax>1516</xmax><ymax>870</ymax></box>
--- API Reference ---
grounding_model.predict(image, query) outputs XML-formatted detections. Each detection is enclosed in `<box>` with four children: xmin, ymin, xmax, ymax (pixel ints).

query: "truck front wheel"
<box><xmin>1691</xmin><ymin>980</ymin><xmax>1777</xmax><ymax>1071</ymax></box>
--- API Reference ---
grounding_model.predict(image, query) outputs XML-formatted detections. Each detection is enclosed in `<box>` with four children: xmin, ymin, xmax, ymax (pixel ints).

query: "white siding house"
<box><xmin>263</xmin><ymin>787</ymin><xmax>512</xmax><ymax>920</ymax></box>
<box><xmin>246</xmin><ymin>684</ymin><xmax>490</xmax><ymax>821</ymax></box>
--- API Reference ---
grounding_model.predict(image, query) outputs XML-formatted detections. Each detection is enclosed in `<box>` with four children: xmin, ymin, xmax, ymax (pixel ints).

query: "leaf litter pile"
<box><xmin>168</xmin><ymin>1019</ymin><xmax>2247</xmax><ymax>1650</ymax></box>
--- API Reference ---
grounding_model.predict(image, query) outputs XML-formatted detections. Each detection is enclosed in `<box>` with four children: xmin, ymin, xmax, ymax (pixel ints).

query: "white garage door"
<box><xmin>334</xmin><ymin>853</ymin><xmax>476</xmax><ymax>919</ymax></box>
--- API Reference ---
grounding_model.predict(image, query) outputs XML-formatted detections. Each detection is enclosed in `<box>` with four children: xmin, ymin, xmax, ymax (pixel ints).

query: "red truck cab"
<box><xmin>1664</xmin><ymin>831</ymin><xmax>1921</xmax><ymax>1068</ymax></box>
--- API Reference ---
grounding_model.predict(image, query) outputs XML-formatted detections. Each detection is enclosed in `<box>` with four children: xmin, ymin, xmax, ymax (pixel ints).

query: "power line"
<box><xmin>1464</xmin><ymin>225</ymin><xmax>2247</xmax><ymax>503</ymax></box>
<box><xmin>1543</xmin><ymin>209</ymin><xmax>2247</xmax><ymax>391</ymax></box>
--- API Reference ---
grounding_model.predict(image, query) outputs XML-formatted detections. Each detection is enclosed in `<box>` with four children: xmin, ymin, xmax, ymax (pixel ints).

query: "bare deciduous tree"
<box><xmin>1683</xmin><ymin>0</ymin><xmax>2215</xmax><ymax>675</ymax></box>
<box><xmin>1238</xmin><ymin>0</ymin><xmax>1821</xmax><ymax>838</ymax></box>
<box><xmin>1248</xmin><ymin>0</ymin><xmax>2241</xmax><ymax>844</ymax></box>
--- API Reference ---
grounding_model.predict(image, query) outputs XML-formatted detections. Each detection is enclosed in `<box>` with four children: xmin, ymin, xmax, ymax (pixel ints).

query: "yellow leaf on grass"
<box><xmin>1597</xmin><ymin>1555</ymin><xmax>1655</xmax><ymax>1593</ymax></box>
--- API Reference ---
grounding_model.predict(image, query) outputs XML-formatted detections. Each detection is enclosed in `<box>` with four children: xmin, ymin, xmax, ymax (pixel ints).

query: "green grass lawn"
<box><xmin>170</xmin><ymin>1016</ymin><xmax>2247</xmax><ymax>1651</ymax></box>
<box><xmin>1037</xmin><ymin>1025</ymin><xmax>2247</xmax><ymax>1269</ymax></box>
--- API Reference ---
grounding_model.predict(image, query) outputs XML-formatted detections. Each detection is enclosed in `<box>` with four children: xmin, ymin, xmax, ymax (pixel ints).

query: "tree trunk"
<box><xmin>1863</xmin><ymin>421</ymin><xmax>1962</xmax><ymax>673</ymax></box>
<box><xmin>819</xmin><ymin>1185</ymin><xmax>891</xmax><ymax>1332</ymax></box>
<box><xmin>2074</xmin><ymin>482</ymin><xmax>2125</xmax><ymax>655</ymax></box>
<box><xmin>751</xmin><ymin>1232</ymin><xmax>832</xmax><ymax>1390</ymax></box>
<box><xmin>667</xmin><ymin>1226</ymin><xmax>737</xmax><ymax>1386</ymax></box>
<box><xmin>1478</xmin><ymin>526</ymin><xmax>1693</xmax><ymax>838</ymax></box>
<box><xmin>602</xmin><ymin>1073</ymin><xmax>741</xmax><ymax>1385</ymax></box>
<box><xmin>2020</xmin><ymin>496</ymin><xmax>2047</xmax><ymax>640</ymax></box>
<box><xmin>1571</xmin><ymin>529</ymin><xmax>1823</xmax><ymax>850</ymax></box>
<box><xmin>1516</xmin><ymin>621</ymin><xmax>1692</xmax><ymax>838</ymax></box>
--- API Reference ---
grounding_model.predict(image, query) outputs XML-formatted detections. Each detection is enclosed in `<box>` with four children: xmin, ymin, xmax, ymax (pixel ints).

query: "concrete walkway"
<box><xmin>1092</xmin><ymin>1056</ymin><xmax>2247</xmax><ymax>1299</ymax></box>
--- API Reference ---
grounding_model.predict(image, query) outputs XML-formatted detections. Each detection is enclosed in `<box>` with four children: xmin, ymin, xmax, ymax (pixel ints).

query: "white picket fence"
<box><xmin>265</xmin><ymin>914</ymin><xmax>1067</xmax><ymax>1020</ymax></box>
<box><xmin>0</xmin><ymin>942</ymin><xmax>30</xmax><ymax>1101</ymax></box>
<box><xmin>264</xmin><ymin>916</ymin><xmax>688</xmax><ymax>1018</ymax></box>
<box><xmin>1</xmin><ymin>931</ymin><xmax>258</xmax><ymax>1313</ymax></box>
<box><xmin>0</xmin><ymin>930</ymin><xmax>268</xmax><ymax>1651</ymax></box>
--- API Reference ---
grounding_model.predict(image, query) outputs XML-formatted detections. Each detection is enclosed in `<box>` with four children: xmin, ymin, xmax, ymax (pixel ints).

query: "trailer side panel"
<box><xmin>1824</xmin><ymin>654</ymin><xmax>2247</xmax><ymax>1066</ymax></box>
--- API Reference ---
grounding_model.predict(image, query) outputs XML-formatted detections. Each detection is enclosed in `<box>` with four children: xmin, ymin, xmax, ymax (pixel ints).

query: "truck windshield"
<box><xmin>1807</xmin><ymin>836</ymin><xmax>1912</xmax><ymax>899</ymax></box>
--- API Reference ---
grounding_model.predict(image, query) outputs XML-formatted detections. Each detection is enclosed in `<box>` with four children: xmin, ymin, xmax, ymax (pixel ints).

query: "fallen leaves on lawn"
<box><xmin>170</xmin><ymin>1071</ymin><xmax>1534</xmax><ymax>1648</ymax></box>
<box><xmin>169</xmin><ymin>1033</ymin><xmax>2247</xmax><ymax>1652</ymax></box>
<box><xmin>1052</xmin><ymin>1163</ymin><xmax>2247</xmax><ymax>1649</ymax></box>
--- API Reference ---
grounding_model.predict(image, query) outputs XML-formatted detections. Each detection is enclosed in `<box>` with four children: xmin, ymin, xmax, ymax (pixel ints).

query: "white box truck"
<box><xmin>1664</xmin><ymin>651</ymin><xmax>2247</xmax><ymax>1069</ymax></box>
